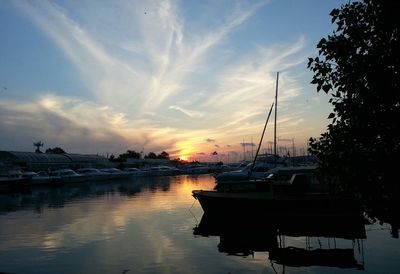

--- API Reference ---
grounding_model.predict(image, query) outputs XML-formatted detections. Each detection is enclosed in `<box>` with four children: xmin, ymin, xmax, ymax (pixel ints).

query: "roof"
<box><xmin>0</xmin><ymin>151</ymin><xmax>109</xmax><ymax>164</ymax></box>
<box><xmin>0</xmin><ymin>151</ymin><xmax>70</xmax><ymax>163</ymax></box>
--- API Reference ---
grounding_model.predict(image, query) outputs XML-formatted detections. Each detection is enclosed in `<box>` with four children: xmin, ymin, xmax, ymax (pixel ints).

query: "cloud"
<box><xmin>168</xmin><ymin>106</ymin><xmax>203</xmax><ymax>118</ymax></box>
<box><xmin>4</xmin><ymin>0</ymin><xmax>319</xmax><ymax>156</ymax></box>
<box><xmin>0</xmin><ymin>95</ymin><xmax>179</xmax><ymax>154</ymax></box>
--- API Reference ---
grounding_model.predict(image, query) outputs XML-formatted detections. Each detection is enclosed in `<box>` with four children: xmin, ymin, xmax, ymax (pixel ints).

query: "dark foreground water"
<box><xmin>0</xmin><ymin>174</ymin><xmax>399</xmax><ymax>274</ymax></box>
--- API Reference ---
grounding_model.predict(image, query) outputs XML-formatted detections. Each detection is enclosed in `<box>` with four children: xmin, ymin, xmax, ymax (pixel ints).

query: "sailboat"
<box><xmin>192</xmin><ymin>72</ymin><xmax>362</xmax><ymax>218</ymax></box>
<box><xmin>215</xmin><ymin>72</ymin><xmax>285</xmax><ymax>182</ymax></box>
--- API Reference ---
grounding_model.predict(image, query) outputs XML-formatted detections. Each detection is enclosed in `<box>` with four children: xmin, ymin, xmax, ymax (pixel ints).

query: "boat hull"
<box><xmin>192</xmin><ymin>190</ymin><xmax>362</xmax><ymax>218</ymax></box>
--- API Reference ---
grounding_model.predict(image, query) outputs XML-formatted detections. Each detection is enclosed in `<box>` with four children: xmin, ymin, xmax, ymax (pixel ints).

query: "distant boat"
<box><xmin>141</xmin><ymin>166</ymin><xmax>180</xmax><ymax>176</ymax></box>
<box><xmin>0</xmin><ymin>170</ymin><xmax>30</xmax><ymax>189</ymax></box>
<box><xmin>76</xmin><ymin>168</ymin><xmax>114</xmax><ymax>181</ymax></box>
<box><xmin>99</xmin><ymin>168</ymin><xmax>132</xmax><ymax>179</ymax></box>
<box><xmin>50</xmin><ymin>169</ymin><xmax>88</xmax><ymax>183</ymax></box>
<box><xmin>215</xmin><ymin>154</ymin><xmax>285</xmax><ymax>182</ymax></box>
<box><xmin>180</xmin><ymin>164</ymin><xmax>211</xmax><ymax>175</ymax></box>
<box><xmin>22</xmin><ymin>171</ymin><xmax>61</xmax><ymax>186</ymax></box>
<box><xmin>123</xmin><ymin>167</ymin><xmax>148</xmax><ymax>177</ymax></box>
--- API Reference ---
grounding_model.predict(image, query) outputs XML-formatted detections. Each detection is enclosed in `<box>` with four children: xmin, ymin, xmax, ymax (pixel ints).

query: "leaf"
<box><xmin>322</xmin><ymin>84</ymin><xmax>332</xmax><ymax>93</ymax></box>
<box><xmin>328</xmin><ymin>113</ymin><xmax>335</xmax><ymax>119</ymax></box>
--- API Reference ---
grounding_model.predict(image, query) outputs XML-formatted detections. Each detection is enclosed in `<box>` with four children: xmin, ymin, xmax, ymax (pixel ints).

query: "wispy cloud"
<box><xmin>4</xmin><ymin>0</ymin><xmax>319</xmax><ymax>156</ymax></box>
<box><xmin>168</xmin><ymin>106</ymin><xmax>203</xmax><ymax>118</ymax></box>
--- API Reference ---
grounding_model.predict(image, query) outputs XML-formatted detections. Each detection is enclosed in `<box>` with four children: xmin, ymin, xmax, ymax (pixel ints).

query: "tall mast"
<box><xmin>243</xmin><ymin>137</ymin><xmax>246</xmax><ymax>161</ymax></box>
<box><xmin>274</xmin><ymin>72</ymin><xmax>279</xmax><ymax>156</ymax></box>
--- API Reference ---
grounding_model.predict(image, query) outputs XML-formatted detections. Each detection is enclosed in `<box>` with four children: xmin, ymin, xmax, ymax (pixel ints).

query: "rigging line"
<box><xmin>250</xmin><ymin>101</ymin><xmax>275</xmax><ymax>174</ymax></box>
<box><xmin>189</xmin><ymin>198</ymin><xmax>197</xmax><ymax>209</ymax></box>
<box><xmin>269</xmin><ymin>259</ymin><xmax>278</xmax><ymax>274</ymax></box>
<box><xmin>188</xmin><ymin>200</ymin><xmax>199</xmax><ymax>224</ymax></box>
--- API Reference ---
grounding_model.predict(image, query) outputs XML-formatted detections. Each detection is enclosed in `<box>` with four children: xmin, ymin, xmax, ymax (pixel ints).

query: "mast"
<box><xmin>243</xmin><ymin>137</ymin><xmax>246</xmax><ymax>162</ymax></box>
<box><xmin>274</xmin><ymin>72</ymin><xmax>279</xmax><ymax>157</ymax></box>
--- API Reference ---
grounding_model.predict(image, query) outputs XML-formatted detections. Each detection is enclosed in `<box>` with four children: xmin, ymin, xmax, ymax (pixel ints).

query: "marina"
<box><xmin>0</xmin><ymin>174</ymin><xmax>399</xmax><ymax>274</ymax></box>
<box><xmin>0</xmin><ymin>1</ymin><xmax>398</xmax><ymax>273</ymax></box>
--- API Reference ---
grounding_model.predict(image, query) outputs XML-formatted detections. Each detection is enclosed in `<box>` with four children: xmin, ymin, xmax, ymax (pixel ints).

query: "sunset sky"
<box><xmin>0</xmin><ymin>0</ymin><xmax>347</xmax><ymax>161</ymax></box>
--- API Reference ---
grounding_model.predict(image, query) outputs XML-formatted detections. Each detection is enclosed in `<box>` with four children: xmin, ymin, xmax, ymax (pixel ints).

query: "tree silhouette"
<box><xmin>45</xmin><ymin>147</ymin><xmax>66</xmax><ymax>154</ymax></box>
<box><xmin>307</xmin><ymin>0</ymin><xmax>400</xmax><ymax>197</ymax></box>
<box><xmin>157</xmin><ymin>151</ymin><xmax>170</xmax><ymax>159</ymax></box>
<box><xmin>114</xmin><ymin>150</ymin><xmax>141</xmax><ymax>162</ymax></box>
<box><xmin>145</xmin><ymin>152</ymin><xmax>157</xmax><ymax>159</ymax></box>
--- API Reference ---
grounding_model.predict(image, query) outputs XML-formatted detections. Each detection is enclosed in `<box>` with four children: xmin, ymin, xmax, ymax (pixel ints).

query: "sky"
<box><xmin>0</xmin><ymin>0</ymin><xmax>348</xmax><ymax>162</ymax></box>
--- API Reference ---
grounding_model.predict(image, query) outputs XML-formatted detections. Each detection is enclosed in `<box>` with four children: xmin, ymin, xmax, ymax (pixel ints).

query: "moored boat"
<box><xmin>22</xmin><ymin>171</ymin><xmax>62</xmax><ymax>186</ymax></box>
<box><xmin>50</xmin><ymin>169</ymin><xmax>88</xmax><ymax>183</ymax></box>
<box><xmin>123</xmin><ymin>167</ymin><xmax>148</xmax><ymax>177</ymax></box>
<box><xmin>193</xmin><ymin>169</ymin><xmax>361</xmax><ymax>218</ymax></box>
<box><xmin>99</xmin><ymin>168</ymin><xmax>131</xmax><ymax>179</ymax></box>
<box><xmin>193</xmin><ymin>188</ymin><xmax>360</xmax><ymax>218</ymax></box>
<box><xmin>0</xmin><ymin>170</ymin><xmax>30</xmax><ymax>190</ymax></box>
<box><xmin>77</xmin><ymin>167</ymin><xmax>114</xmax><ymax>181</ymax></box>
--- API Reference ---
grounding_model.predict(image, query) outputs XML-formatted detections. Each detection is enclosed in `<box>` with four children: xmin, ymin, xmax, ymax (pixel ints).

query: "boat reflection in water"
<box><xmin>194</xmin><ymin>213</ymin><xmax>366</xmax><ymax>271</ymax></box>
<box><xmin>0</xmin><ymin>176</ymin><xmax>173</xmax><ymax>214</ymax></box>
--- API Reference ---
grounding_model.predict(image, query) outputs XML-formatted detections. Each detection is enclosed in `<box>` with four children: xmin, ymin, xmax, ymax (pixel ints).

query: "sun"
<box><xmin>179</xmin><ymin>154</ymin><xmax>189</xmax><ymax>161</ymax></box>
<box><xmin>177</xmin><ymin>141</ymin><xmax>195</xmax><ymax>161</ymax></box>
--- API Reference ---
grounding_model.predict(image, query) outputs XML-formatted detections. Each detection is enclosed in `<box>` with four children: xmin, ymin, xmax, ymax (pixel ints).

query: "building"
<box><xmin>0</xmin><ymin>151</ymin><xmax>111</xmax><ymax>171</ymax></box>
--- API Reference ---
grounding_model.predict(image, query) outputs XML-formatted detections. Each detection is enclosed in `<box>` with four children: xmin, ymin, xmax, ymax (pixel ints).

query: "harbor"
<box><xmin>1</xmin><ymin>0</ymin><xmax>399</xmax><ymax>273</ymax></box>
<box><xmin>0</xmin><ymin>174</ymin><xmax>399</xmax><ymax>274</ymax></box>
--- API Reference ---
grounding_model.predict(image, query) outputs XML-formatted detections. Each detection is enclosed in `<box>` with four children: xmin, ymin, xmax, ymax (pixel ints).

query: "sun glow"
<box><xmin>177</xmin><ymin>141</ymin><xmax>196</xmax><ymax>161</ymax></box>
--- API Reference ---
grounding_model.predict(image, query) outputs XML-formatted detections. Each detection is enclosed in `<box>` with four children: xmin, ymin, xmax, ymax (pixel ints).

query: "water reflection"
<box><xmin>0</xmin><ymin>175</ymin><xmax>399</xmax><ymax>274</ymax></box>
<box><xmin>194</xmin><ymin>213</ymin><xmax>367</xmax><ymax>271</ymax></box>
<box><xmin>0</xmin><ymin>175</ymin><xmax>218</xmax><ymax>274</ymax></box>
<box><xmin>0</xmin><ymin>175</ymin><xmax>214</xmax><ymax>215</ymax></box>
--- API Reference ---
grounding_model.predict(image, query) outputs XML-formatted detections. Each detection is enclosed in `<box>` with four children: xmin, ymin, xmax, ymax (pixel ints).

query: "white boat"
<box><xmin>76</xmin><ymin>167</ymin><xmax>114</xmax><ymax>181</ymax></box>
<box><xmin>123</xmin><ymin>167</ymin><xmax>148</xmax><ymax>177</ymax></box>
<box><xmin>215</xmin><ymin>157</ymin><xmax>285</xmax><ymax>182</ymax></box>
<box><xmin>99</xmin><ymin>168</ymin><xmax>131</xmax><ymax>179</ymax></box>
<box><xmin>22</xmin><ymin>171</ymin><xmax>61</xmax><ymax>186</ymax></box>
<box><xmin>143</xmin><ymin>166</ymin><xmax>180</xmax><ymax>176</ymax></box>
<box><xmin>0</xmin><ymin>170</ymin><xmax>30</xmax><ymax>189</ymax></box>
<box><xmin>50</xmin><ymin>169</ymin><xmax>88</xmax><ymax>183</ymax></box>
<box><xmin>182</xmin><ymin>164</ymin><xmax>211</xmax><ymax>175</ymax></box>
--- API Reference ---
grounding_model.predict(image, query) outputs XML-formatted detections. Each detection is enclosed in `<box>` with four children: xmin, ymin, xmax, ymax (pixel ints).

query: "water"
<box><xmin>0</xmin><ymin>174</ymin><xmax>399</xmax><ymax>274</ymax></box>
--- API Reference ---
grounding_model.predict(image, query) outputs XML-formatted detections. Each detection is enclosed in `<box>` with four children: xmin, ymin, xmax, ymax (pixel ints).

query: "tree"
<box><xmin>115</xmin><ymin>150</ymin><xmax>141</xmax><ymax>162</ymax></box>
<box><xmin>45</xmin><ymin>147</ymin><xmax>66</xmax><ymax>154</ymax></box>
<box><xmin>145</xmin><ymin>152</ymin><xmax>157</xmax><ymax>159</ymax></box>
<box><xmin>157</xmin><ymin>151</ymin><xmax>170</xmax><ymax>159</ymax></box>
<box><xmin>307</xmin><ymin>0</ymin><xmax>400</xmax><ymax>197</ymax></box>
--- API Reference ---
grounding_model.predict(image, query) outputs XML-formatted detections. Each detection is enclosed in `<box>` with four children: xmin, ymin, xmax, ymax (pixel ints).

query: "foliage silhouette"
<box><xmin>45</xmin><ymin>147</ymin><xmax>66</xmax><ymax>154</ymax></box>
<box><xmin>307</xmin><ymin>0</ymin><xmax>400</xmax><ymax>199</ymax></box>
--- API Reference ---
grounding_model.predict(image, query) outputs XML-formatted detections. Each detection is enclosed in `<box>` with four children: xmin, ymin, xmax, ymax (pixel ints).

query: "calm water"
<box><xmin>0</xmin><ymin>174</ymin><xmax>399</xmax><ymax>274</ymax></box>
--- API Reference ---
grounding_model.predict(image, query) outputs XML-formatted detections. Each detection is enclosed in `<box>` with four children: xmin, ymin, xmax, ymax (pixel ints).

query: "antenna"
<box><xmin>33</xmin><ymin>141</ymin><xmax>44</xmax><ymax>153</ymax></box>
